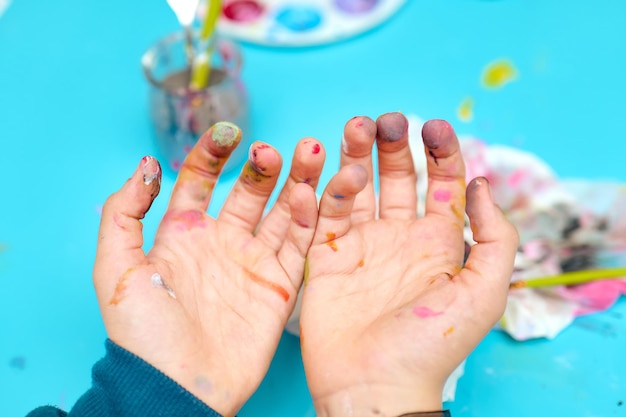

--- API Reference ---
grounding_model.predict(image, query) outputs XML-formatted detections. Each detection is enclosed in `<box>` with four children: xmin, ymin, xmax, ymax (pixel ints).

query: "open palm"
<box><xmin>93</xmin><ymin>122</ymin><xmax>325</xmax><ymax>417</ymax></box>
<box><xmin>301</xmin><ymin>114</ymin><xmax>519</xmax><ymax>416</ymax></box>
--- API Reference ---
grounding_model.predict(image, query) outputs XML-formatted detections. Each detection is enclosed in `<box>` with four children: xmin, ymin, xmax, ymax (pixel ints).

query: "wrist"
<box><xmin>313</xmin><ymin>383</ymin><xmax>444</xmax><ymax>417</ymax></box>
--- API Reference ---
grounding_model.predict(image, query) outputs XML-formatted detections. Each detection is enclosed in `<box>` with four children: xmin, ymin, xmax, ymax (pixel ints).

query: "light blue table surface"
<box><xmin>1</xmin><ymin>0</ymin><xmax>625</xmax><ymax>416</ymax></box>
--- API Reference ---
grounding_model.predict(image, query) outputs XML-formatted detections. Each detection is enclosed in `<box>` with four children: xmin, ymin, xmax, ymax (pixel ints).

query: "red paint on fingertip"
<box><xmin>312</xmin><ymin>143</ymin><xmax>321</xmax><ymax>154</ymax></box>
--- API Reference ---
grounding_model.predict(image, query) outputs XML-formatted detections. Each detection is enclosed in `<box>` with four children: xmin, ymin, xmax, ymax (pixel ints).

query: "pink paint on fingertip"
<box><xmin>433</xmin><ymin>189</ymin><xmax>452</xmax><ymax>203</ymax></box>
<box><xmin>413</xmin><ymin>306</ymin><xmax>444</xmax><ymax>318</ymax></box>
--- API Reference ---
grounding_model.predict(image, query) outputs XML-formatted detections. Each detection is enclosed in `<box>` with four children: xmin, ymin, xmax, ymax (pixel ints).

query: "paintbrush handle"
<box><xmin>510</xmin><ymin>267</ymin><xmax>626</xmax><ymax>289</ymax></box>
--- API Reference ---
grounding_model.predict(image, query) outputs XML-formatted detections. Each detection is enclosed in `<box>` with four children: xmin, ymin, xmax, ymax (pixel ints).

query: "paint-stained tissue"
<box><xmin>407</xmin><ymin>114</ymin><xmax>626</xmax><ymax>341</ymax></box>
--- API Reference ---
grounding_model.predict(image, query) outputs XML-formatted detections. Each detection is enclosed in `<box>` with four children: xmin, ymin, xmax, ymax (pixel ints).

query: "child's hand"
<box><xmin>93</xmin><ymin>122</ymin><xmax>325</xmax><ymax>417</ymax></box>
<box><xmin>301</xmin><ymin>114</ymin><xmax>519</xmax><ymax>417</ymax></box>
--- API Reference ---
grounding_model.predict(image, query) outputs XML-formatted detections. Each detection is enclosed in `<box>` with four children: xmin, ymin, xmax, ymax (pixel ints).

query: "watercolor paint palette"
<box><xmin>214</xmin><ymin>0</ymin><xmax>406</xmax><ymax>46</ymax></box>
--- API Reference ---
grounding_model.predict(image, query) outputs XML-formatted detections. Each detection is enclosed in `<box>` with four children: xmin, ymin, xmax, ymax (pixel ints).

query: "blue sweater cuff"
<box><xmin>28</xmin><ymin>339</ymin><xmax>223</xmax><ymax>417</ymax></box>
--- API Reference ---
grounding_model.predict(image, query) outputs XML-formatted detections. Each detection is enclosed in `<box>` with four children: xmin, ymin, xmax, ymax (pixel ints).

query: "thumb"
<box><xmin>462</xmin><ymin>177</ymin><xmax>519</xmax><ymax>312</ymax></box>
<box><xmin>94</xmin><ymin>156</ymin><xmax>162</xmax><ymax>292</ymax></box>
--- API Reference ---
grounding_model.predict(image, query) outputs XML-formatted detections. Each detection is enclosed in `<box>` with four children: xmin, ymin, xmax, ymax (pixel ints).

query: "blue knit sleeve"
<box><xmin>26</xmin><ymin>339</ymin><xmax>223</xmax><ymax>417</ymax></box>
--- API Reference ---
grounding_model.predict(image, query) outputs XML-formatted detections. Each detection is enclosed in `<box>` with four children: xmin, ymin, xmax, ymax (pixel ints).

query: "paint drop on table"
<box><xmin>457</xmin><ymin>97</ymin><xmax>474</xmax><ymax>122</ymax></box>
<box><xmin>482</xmin><ymin>59</ymin><xmax>518</xmax><ymax>88</ymax></box>
<box><xmin>9</xmin><ymin>356</ymin><xmax>26</xmax><ymax>370</ymax></box>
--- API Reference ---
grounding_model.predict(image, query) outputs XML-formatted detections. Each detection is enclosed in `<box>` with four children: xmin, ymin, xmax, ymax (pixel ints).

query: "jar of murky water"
<box><xmin>142</xmin><ymin>32</ymin><xmax>249</xmax><ymax>173</ymax></box>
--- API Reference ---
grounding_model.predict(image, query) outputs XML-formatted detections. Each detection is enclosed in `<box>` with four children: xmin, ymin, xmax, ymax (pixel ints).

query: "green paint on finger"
<box><xmin>212</xmin><ymin>121</ymin><xmax>240</xmax><ymax>147</ymax></box>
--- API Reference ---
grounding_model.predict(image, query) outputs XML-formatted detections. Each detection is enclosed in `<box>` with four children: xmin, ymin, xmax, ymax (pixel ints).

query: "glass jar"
<box><xmin>142</xmin><ymin>32</ymin><xmax>249</xmax><ymax>174</ymax></box>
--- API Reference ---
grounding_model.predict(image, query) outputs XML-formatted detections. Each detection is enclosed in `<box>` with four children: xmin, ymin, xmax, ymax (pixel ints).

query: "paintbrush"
<box><xmin>509</xmin><ymin>266</ymin><xmax>626</xmax><ymax>289</ymax></box>
<box><xmin>166</xmin><ymin>0</ymin><xmax>201</xmax><ymax>81</ymax></box>
<box><xmin>190</xmin><ymin>0</ymin><xmax>222</xmax><ymax>90</ymax></box>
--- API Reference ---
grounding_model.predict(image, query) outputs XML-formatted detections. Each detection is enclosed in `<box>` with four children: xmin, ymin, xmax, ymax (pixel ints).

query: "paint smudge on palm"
<box><xmin>195</xmin><ymin>376</ymin><xmax>213</xmax><ymax>393</ymax></box>
<box><xmin>110</xmin><ymin>268</ymin><xmax>135</xmax><ymax>305</ymax></box>
<box><xmin>443</xmin><ymin>326</ymin><xmax>455</xmax><ymax>337</ymax></box>
<box><xmin>433</xmin><ymin>189</ymin><xmax>452</xmax><ymax>203</ymax></box>
<box><xmin>245</xmin><ymin>268</ymin><xmax>290</xmax><ymax>302</ymax></box>
<box><xmin>325</xmin><ymin>232</ymin><xmax>339</xmax><ymax>251</ymax></box>
<box><xmin>413</xmin><ymin>306</ymin><xmax>444</xmax><ymax>318</ymax></box>
<box><xmin>151</xmin><ymin>273</ymin><xmax>177</xmax><ymax>299</ymax></box>
<box><xmin>164</xmin><ymin>209</ymin><xmax>208</xmax><ymax>231</ymax></box>
<box><xmin>482</xmin><ymin>59</ymin><xmax>518</xmax><ymax>89</ymax></box>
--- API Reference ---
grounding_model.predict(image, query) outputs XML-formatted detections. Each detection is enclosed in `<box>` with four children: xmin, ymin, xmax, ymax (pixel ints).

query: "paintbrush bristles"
<box><xmin>510</xmin><ymin>267</ymin><xmax>626</xmax><ymax>289</ymax></box>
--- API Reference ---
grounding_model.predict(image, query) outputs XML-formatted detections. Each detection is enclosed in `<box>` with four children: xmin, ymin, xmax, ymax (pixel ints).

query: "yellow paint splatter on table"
<box><xmin>457</xmin><ymin>97</ymin><xmax>474</xmax><ymax>122</ymax></box>
<box><xmin>482</xmin><ymin>59</ymin><xmax>518</xmax><ymax>88</ymax></box>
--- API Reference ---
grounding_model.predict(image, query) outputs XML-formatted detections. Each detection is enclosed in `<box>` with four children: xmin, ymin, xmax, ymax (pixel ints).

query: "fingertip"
<box><xmin>200</xmin><ymin>121</ymin><xmax>243</xmax><ymax>157</ymax></box>
<box><xmin>465</xmin><ymin>176</ymin><xmax>492</xmax><ymax>217</ymax></box>
<box><xmin>289</xmin><ymin>182</ymin><xmax>319</xmax><ymax>229</ymax></box>
<box><xmin>466</xmin><ymin>176</ymin><xmax>519</xmax><ymax>245</ymax></box>
<box><xmin>104</xmin><ymin>156</ymin><xmax>162</xmax><ymax>218</ymax></box>
<box><xmin>421</xmin><ymin>119</ymin><xmax>456</xmax><ymax>150</ymax></box>
<box><xmin>247</xmin><ymin>141</ymin><xmax>283</xmax><ymax>178</ymax></box>
<box><xmin>350</xmin><ymin>164</ymin><xmax>369</xmax><ymax>191</ymax></box>
<box><xmin>297</xmin><ymin>137</ymin><xmax>326</xmax><ymax>158</ymax></box>
<box><xmin>342</xmin><ymin>116</ymin><xmax>377</xmax><ymax>156</ymax></box>
<box><xmin>292</xmin><ymin>138</ymin><xmax>326</xmax><ymax>187</ymax></box>
<box><xmin>376</xmin><ymin>112</ymin><xmax>408</xmax><ymax>143</ymax></box>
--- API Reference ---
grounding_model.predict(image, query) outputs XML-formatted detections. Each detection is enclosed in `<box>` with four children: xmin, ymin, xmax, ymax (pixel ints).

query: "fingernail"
<box><xmin>472</xmin><ymin>176</ymin><xmax>493</xmax><ymax>201</ymax></box>
<box><xmin>422</xmin><ymin>119</ymin><xmax>452</xmax><ymax>150</ymax></box>
<box><xmin>248</xmin><ymin>143</ymin><xmax>272</xmax><ymax>173</ymax></box>
<box><xmin>212</xmin><ymin>121</ymin><xmax>241</xmax><ymax>147</ymax></box>
<box><xmin>376</xmin><ymin>112</ymin><xmax>408</xmax><ymax>142</ymax></box>
<box><xmin>142</xmin><ymin>156</ymin><xmax>161</xmax><ymax>185</ymax></box>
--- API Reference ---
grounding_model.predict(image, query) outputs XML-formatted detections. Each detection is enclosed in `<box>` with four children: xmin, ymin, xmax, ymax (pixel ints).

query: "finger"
<box><xmin>340</xmin><ymin>116</ymin><xmax>377</xmax><ymax>223</ymax></box>
<box><xmin>256</xmin><ymin>138</ymin><xmax>325</xmax><ymax>251</ymax></box>
<box><xmin>375</xmin><ymin>112</ymin><xmax>418</xmax><ymax>220</ymax></box>
<box><xmin>277</xmin><ymin>182</ymin><xmax>320</xmax><ymax>288</ymax></box>
<box><xmin>217</xmin><ymin>141</ymin><xmax>283</xmax><ymax>232</ymax></box>
<box><xmin>421</xmin><ymin>119</ymin><xmax>467</xmax><ymax>228</ymax></box>
<box><xmin>94</xmin><ymin>156</ymin><xmax>162</xmax><ymax>289</ymax></box>
<box><xmin>462</xmin><ymin>177</ymin><xmax>519</xmax><ymax>297</ymax></box>
<box><xmin>313</xmin><ymin>164</ymin><xmax>368</xmax><ymax>247</ymax></box>
<box><xmin>167</xmin><ymin>121</ymin><xmax>241</xmax><ymax>213</ymax></box>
